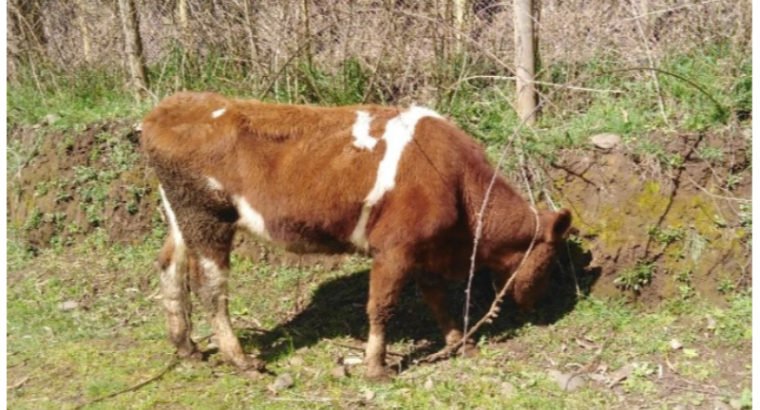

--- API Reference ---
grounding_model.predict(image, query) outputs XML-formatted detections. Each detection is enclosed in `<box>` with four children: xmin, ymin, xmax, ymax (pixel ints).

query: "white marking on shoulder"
<box><xmin>349</xmin><ymin>105</ymin><xmax>443</xmax><ymax>249</ymax></box>
<box><xmin>211</xmin><ymin>108</ymin><xmax>226</xmax><ymax>119</ymax></box>
<box><xmin>365</xmin><ymin>105</ymin><xmax>442</xmax><ymax>205</ymax></box>
<box><xmin>159</xmin><ymin>185</ymin><xmax>184</xmax><ymax>247</ymax></box>
<box><xmin>233</xmin><ymin>195</ymin><xmax>271</xmax><ymax>240</ymax></box>
<box><xmin>351</xmin><ymin>111</ymin><xmax>377</xmax><ymax>150</ymax></box>
<box><xmin>207</xmin><ymin>176</ymin><xmax>223</xmax><ymax>191</ymax></box>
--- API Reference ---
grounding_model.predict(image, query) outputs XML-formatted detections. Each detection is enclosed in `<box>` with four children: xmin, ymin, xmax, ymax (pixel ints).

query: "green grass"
<box><xmin>7</xmin><ymin>235</ymin><xmax>751</xmax><ymax>409</ymax></box>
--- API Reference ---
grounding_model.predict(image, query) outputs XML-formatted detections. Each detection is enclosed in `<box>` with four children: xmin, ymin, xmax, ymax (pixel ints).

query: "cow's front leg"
<box><xmin>365</xmin><ymin>253</ymin><xmax>409</xmax><ymax>379</ymax></box>
<box><xmin>192</xmin><ymin>248</ymin><xmax>265</xmax><ymax>374</ymax></box>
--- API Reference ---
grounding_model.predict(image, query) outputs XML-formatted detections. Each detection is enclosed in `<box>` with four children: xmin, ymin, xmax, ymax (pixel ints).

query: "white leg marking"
<box><xmin>352</xmin><ymin>111</ymin><xmax>378</xmax><ymax>150</ymax></box>
<box><xmin>206</xmin><ymin>176</ymin><xmax>223</xmax><ymax>191</ymax></box>
<box><xmin>233</xmin><ymin>196</ymin><xmax>271</xmax><ymax>240</ymax></box>
<box><xmin>211</xmin><ymin>108</ymin><xmax>226</xmax><ymax>119</ymax></box>
<box><xmin>159</xmin><ymin>185</ymin><xmax>184</xmax><ymax>247</ymax></box>
<box><xmin>199</xmin><ymin>257</ymin><xmax>227</xmax><ymax>295</ymax></box>
<box><xmin>350</xmin><ymin>106</ymin><xmax>443</xmax><ymax>249</ymax></box>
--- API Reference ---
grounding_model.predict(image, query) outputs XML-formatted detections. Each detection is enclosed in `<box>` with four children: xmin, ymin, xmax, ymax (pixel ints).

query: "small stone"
<box><xmin>343</xmin><ymin>355</ymin><xmax>363</xmax><ymax>366</ymax></box>
<box><xmin>590</xmin><ymin>133</ymin><xmax>622</xmax><ymax>150</ymax></box>
<box><xmin>669</xmin><ymin>339</ymin><xmax>683</xmax><ymax>350</ymax></box>
<box><xmin>423</xmin><ymin>377</ymin><xmax>434</xmax><ymax>390</ymax></box>
<box><xmin>268</xmin><ymin>373</ymin><xmax>294</xmax><ymax>392</ymax></box>
<box><xmin>363</xmin><ymin>389</ymin><xmax>375</xmax><ymax>401</ymax></box>
<box><xmin>43</xmin><ymin>114</ymin><xmax>60</xmax><ymax>125</ymax></box>
<box><xmin>59</xmin><ymin>300</ymin><xmax>79</xmax><ymax>311</ymax></box>
<box><xmin>501</xmin><ymin>381</ymin><xmax>516</xmax><ymax>397</ymax></box>
<box><xmin>548</xmin><ymin>369</ymin><xmax>586</xmax><ymax>392</ymax></box>
<box><xmin>729</xmin><ymin>399</ymin><xmax>743</xmax><ymax>409</ymax></box>
<box><xmin>706</xmin><ymin>315</ymin><xmax>717</xmax><ymax>330</ymax></box>
<box><xmin>331</xmin><ymin>365</ymin><xmax>348</xmax><ymax>378</ymax></box>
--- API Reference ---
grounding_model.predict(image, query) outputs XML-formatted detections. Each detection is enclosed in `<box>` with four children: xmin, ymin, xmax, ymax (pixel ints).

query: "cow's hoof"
<box><xmin>234</xmin><ymin>355</ymin><xmax>267</xmax><ymax>372</ymax></box>
<box><xmin>365</xmin><ymin>365</ymin><xmax>394</xmax><ymax>382</ymax></box>
<box><xmin>177</xmin><ymin>347</ymin><xmax>203</xmax><ymax>361</ymax></box>
<box><xmin>457</xmin><ymin>343</ymin><xmax>480</xmax><ymax>358</ymax></box>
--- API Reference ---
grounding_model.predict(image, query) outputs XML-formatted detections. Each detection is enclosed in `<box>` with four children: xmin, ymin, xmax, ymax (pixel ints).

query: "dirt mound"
<box><xmin>8</xmin><ymin>122</ymin><xmax>157</xmax><ymax>248</ymax></box>
<box><xmin>550</xmin><ymin>130</ymin><xmax>751</xmax><ymax>303</ymax></box>
<box><xmin>8</xmin><ymin>122</ymin><xmax>751</xmax><ymax>302</ymax></box>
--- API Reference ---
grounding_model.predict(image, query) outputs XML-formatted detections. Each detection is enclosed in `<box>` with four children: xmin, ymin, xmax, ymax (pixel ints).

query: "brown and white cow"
<box><xmin>140</xmin><ymin>91</ymin><xmax>571</xmax><ymax>379</ymax></box>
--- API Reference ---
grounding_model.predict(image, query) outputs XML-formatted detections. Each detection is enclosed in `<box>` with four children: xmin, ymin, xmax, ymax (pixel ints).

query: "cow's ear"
<box><xmin>545</xmin><ymin>209</ymin><xmax>572</xmax><ymax>243</ymax></box>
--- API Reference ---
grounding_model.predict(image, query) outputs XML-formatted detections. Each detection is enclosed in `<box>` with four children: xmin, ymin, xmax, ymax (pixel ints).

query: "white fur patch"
<box><xmin>351</xmin><ymin>111</ymin><xmax>377</xmax><ymax>150</ymax></box>
<box><xmin>207</xmin><ymin>176</ymin><xmax>223</xmax><ymax>191</ymax></box>
<box><xmin>199</xmin><ymin>257</ymin><xmax>227</xmax><ymax>291</ymax></box>
<box><xmin>349</xmin><ymin>106</ymin><xmax>442</xmax><ymax>249</ymax></box>
<box><xmin>233</xmin><ymin>196</ymin><xmax>271</xmax><ymax>240</ymax></box>
<box><xmin>211</xmin><ymin>108</ymin><xmax>226</xmax><ymax>119</ymax></box>
<box><xmin>159</xmin><ymin>185</ymin><xmax>184</xmax><ymax>247</ymax></box>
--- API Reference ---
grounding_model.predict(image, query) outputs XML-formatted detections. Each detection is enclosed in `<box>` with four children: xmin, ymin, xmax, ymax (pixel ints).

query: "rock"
<box><xmin>363</xmin><ymin>389</ymin><xmax>375</xmax><ymax>401</ymax></box>
<box><xmin>590</xmin><ymin>133</ymin><xmax>622</xmax><ymax>150</ymax></box>
<box><xmin>669</xmin><ymin>339</ymin><xmax>683</xmax><ymax>350</ymax></box>
<box><xmin>331</xmin><ymin>365</ymin><xmax>348</xmax><ymax>378</ymax></box>
<box><xmin>423</xmin><ymin>377</ymin><xmax>434</xmax><ymax>390</ymax></box>
<box><xmin>706</xmin><ymin>315</ymin><xmax>717</xmax><ymax>331</ymax></box>
<box><xmin>547</xmin><ymin>369</ymin><xmax>586</xmax><ymax>392</ymax></box>
<box><xmin>268</xmin><ymin>373</ymin><xmax>294</xmax><ymax>393</ymax></box>
<box><xmin>43</xmin><ymin>114</ymin><xmax>60</xmax><ymax>125</ymax></box>
<box><xmin>343</xmin><ymin>355</ymin><xmax>363</xmax><ymax>366</ymax></box>
<box><xmin>59</xmin><ymin>300</ymin><xmax>79</xmax><ymax>311</ymax></box>
<box><xmin>501</xmin><ymin>381</ymin><xmax>516</xmax><ymax>397</ymax></box>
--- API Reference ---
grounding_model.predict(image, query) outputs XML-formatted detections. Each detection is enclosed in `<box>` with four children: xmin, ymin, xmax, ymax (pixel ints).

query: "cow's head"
<box><xmin>492</xmin><ymin>208</ymin><xmax>572</xmax><ymax>310</ymax></box>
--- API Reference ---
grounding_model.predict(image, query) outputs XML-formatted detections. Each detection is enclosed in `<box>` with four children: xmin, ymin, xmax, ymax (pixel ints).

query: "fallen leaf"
<box><xmin>607</xmin><ymin>364</ymin><xmax>634</xmax><ymax>388</ymax></box>
<box><xmin>547</xmin><ymin>369</ymin><xmax>586</xmax><ymax>392</ymax></box>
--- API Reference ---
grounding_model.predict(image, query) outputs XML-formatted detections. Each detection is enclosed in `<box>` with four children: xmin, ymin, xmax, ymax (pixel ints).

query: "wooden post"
<box><xmin>514</xmin><ymin>0</ymin><xmax>537</xmax><ymax>125</ymax></box>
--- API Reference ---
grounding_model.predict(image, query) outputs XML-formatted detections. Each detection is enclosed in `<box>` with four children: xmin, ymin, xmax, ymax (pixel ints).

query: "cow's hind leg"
<box><xmin>157</xmin><ymin>191</ymin><xmax>200</xmax><ymax>360</ymax></box>
<box><xmin>189</xmin><ymin>242</ymin><xmax>265</xmax><ymax>374</ymax></box>
<box><xmin>416</xmin><ymin>278</ymin><xmax>478</xmax><ymax>357</ymax></box>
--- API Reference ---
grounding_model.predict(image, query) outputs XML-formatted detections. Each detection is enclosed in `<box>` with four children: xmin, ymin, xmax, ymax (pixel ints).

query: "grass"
<box><xmin>6</xmin><ymin>234</ymin><xmax>751</xmax><ymax>409</ymax></box>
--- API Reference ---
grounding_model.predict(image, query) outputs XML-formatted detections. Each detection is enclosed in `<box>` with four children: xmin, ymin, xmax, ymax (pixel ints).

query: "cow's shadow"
<box><xmin>239</xmin><ymin>240</ymin><xmax>599</xmax><ymax>368</ymax></box>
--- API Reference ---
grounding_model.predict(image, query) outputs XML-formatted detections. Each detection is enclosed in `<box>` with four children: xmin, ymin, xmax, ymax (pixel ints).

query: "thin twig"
<box><xmin>74</xmin><ymin>357</ymin><xmax>180</xmax><ymax>409</ymax></box>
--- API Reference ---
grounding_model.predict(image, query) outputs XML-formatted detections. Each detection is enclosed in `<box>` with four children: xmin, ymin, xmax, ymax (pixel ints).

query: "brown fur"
<box><xmin>141</xmin><ymin>91</ymin><xmax>572</xmax><ymax>378</ymax></box>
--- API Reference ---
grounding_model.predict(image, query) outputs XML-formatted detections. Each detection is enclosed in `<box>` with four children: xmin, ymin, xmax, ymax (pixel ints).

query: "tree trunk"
<box><xmin>513</xmin><ymin>0</ymin><xmax>537</xmax><ymax>125</ymax></box>
<box><xmin>76</xmin><ymin>0</ymin><xmax>92</xmax><ymax>63</ymax></box>
<box><xmin>177</xmin><ymin>0</ymin><xmax>189</xmax><ymax>46</ymax></box>
<box><xmin>117</xmin><ymin>0</ymin><xmax>148</xmax><ymax>99</ymax></box>
<box><xmin>452</xmin><ymin>0</ymin><xmax>466</xmax><ymax>53</ymax></box>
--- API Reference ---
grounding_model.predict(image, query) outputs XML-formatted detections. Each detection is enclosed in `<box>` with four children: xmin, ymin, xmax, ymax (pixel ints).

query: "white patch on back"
<box><xmin>349</xmin><ymin>106</ymin><xmax>443</xmax><ymax>249</ymax></box>
<box><xmin>233</xmin><ymin>195</ymin><xmax>271</xmax><ymax>240</ymax></box>
<box><xmin>159</xmin><ymin>185</ymin><xmax>184</xmax><ymax>247</ymax></box>
<box><xmin>351</xmin><ymin>111</ymin><xmax>377</xmax><ymax>150</ymax></box>
<box><xmin>207</xmin><ymin>176</ymin><xmax>223</xmax><ymax>191</ymax></box>
<box><xmin>211</xmin><ymin>108</ymin><xmax>226</xmax><ymax>119</ymax></box>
